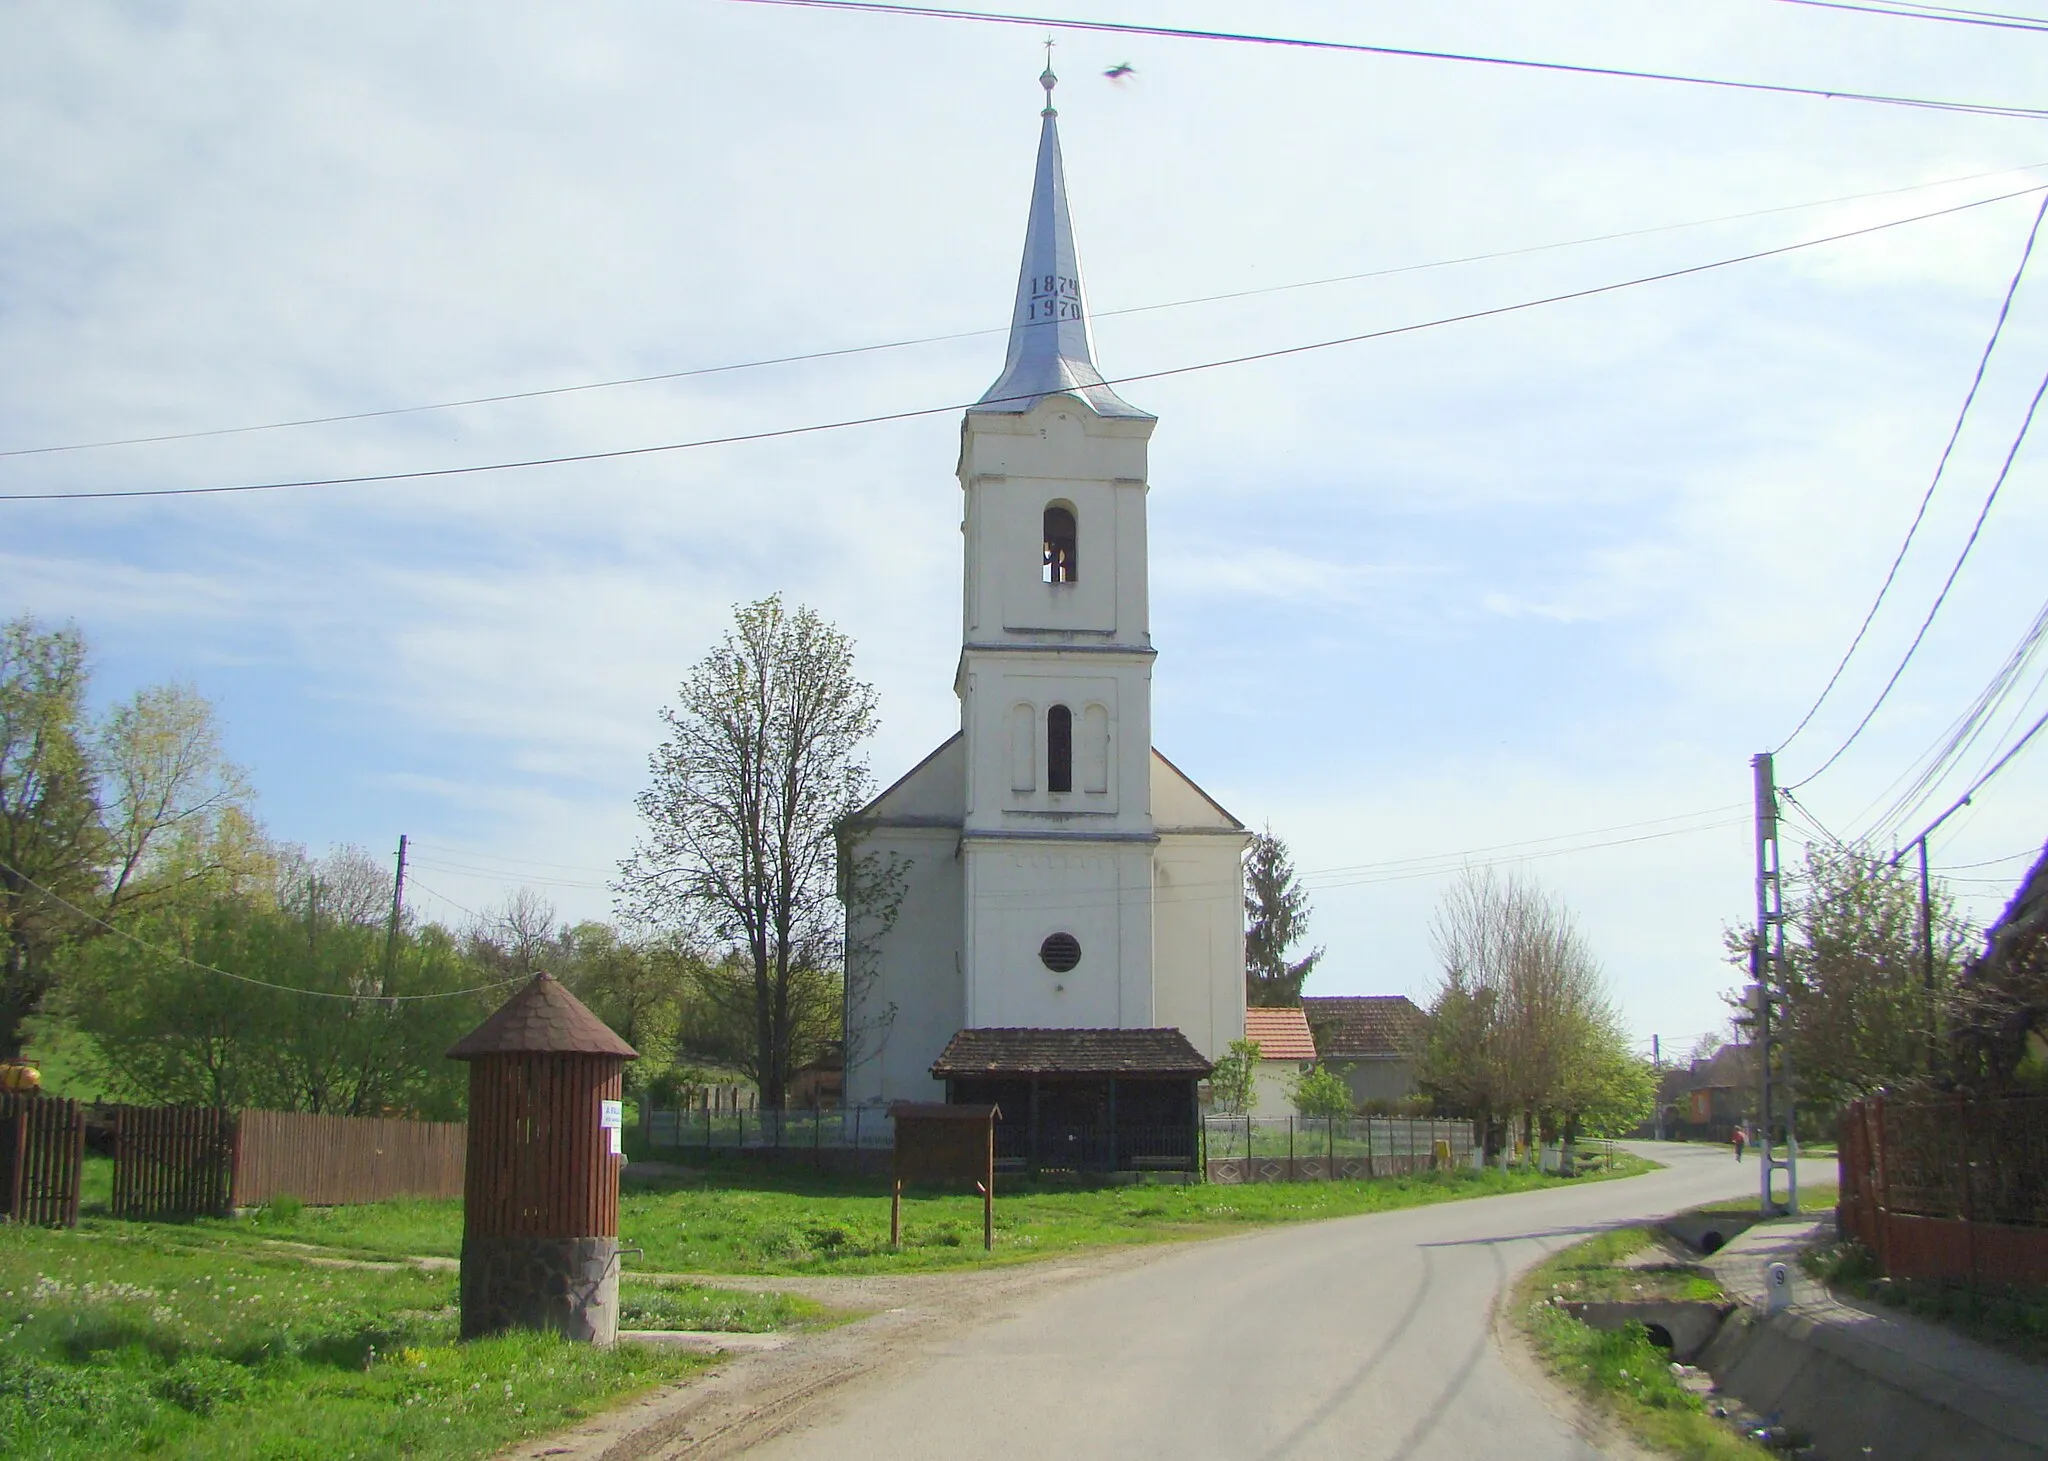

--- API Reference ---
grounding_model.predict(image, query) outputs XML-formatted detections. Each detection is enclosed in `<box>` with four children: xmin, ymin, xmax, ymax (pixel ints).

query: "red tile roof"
<box><xmin>1243</xmin><ymin>1006</ymin><xmax>1318</xmax><ymax>1062</ymax></box>
<box><xmin>447</xmin><ymin>971</ymin><xmax>640</xmax><ymax>1060</ymax></box>
<box><xmin>930</xmin><ymin>1027</ymin><xmax>1212</xmax><ymax>1078</ymax></box>
<box><xmin>1301</xmin><ymin>996</ymin><xmax>1426</xmax><ymax>1059</ymax></box>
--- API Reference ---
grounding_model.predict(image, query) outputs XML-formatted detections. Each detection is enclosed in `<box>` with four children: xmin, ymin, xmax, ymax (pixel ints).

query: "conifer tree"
<box><xmin>1243</xmin><ymin>827</ymin><xmax>1322</xmax><ymax>1007</ymax></box>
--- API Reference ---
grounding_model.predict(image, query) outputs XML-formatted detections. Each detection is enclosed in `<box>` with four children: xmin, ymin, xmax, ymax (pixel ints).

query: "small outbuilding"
<box><xmin>931</xmin><ymin>1027</ymin><xmax>1209</xmax><ymax>1175</ymax></box>
<box><xmin>1243</xmin><ymin>1006</ymin><xmax>1319</xmax><ymax>1116</ymax></box>
<box><xmin>448</xmin><ymin>971</ymin><xmax>638</xmax><ymax>1345</ymax></box>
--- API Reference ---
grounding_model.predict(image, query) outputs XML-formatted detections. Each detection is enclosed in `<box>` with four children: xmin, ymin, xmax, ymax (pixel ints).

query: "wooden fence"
<box><xmin>2</xmin><ymin>1094</ymin><xmax>85</xmax><ymax>1226</ymax></box>
<box><xmin>112</xmin><ymin>1106</ymin><xmax>238</xmax><ymax>1219</ymax></box>
<box><xmin>1839</xmin><ymin>1091</ymin><xmax>2048</xmax><ymax>1288</ymax></box>
<box><xmin>113</xmin><ymin>1107</ymin><xmax>466</xmax><ymax>1218</ymax></box>
<box><xmin>235</xmin><ymin>1110</ymin><xmax>465</xmax><ymax>1206</ymax></box>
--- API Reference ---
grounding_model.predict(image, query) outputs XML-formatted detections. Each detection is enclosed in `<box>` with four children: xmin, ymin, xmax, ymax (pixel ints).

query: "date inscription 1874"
<box><xmin>1027</xmin><ymin>273</ymin><xmax>1082</xmax><ymax>323</ymax></box>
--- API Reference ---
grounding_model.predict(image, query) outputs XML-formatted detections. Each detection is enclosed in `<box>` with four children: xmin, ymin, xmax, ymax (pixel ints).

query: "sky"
<box><xmin>5</xmin><ymin>0</ymin><xmax>2047</xmax><ymax>1062</ymax></box>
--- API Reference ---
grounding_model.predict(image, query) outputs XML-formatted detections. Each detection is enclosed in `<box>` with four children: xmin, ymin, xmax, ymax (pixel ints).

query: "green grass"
<box><xmin>1517</xmin><ymin>1228</ymin><xmax>1769</xmax><ymax>1461</ymax></box>
<box><xmin>1804</xmin><ymin>1240</ymin><xmax>2048</xmax><ymax>1366</ymax></box>
<box><xmin>172</xmin><ymin>1152</ymin><xmax>1656</xmax><ymax>1276</ymax></box>
<box><xmin>0</xmin><ymin>1223</ymin><xmax>751</xmax><ymax>1461</ymax></box>
<box><xmin>1537</xmin><ymin>1226</ymin><xmax>1725</xmax><ymax>1304</ymax></box>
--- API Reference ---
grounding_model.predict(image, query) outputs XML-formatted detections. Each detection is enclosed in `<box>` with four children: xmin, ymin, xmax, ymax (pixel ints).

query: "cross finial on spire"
<box><xmin>1040</xmin><ymin>36</ymin><xmax>1057</xmax><ymax>117</ymax></box>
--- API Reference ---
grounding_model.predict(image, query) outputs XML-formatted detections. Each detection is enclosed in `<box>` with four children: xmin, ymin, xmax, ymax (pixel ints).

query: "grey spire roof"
<box><xmin>972</xmin><ymin>71</ymin><xmax>1151</xmax><ymax>421</ymax></box>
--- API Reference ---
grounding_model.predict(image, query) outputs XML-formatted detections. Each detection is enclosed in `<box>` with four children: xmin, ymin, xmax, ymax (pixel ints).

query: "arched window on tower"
<box><xmin>1043</xmin><ymin>504</ymin><xmax>1077</xmax><ymax>584</ymax></box>
<box><xmin>1047</xmin><ymin>704</ymin><xmax>1073</xmax><ymax>793</ymax></box>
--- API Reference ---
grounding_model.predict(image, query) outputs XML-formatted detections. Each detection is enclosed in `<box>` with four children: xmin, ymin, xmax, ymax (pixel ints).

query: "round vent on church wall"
<box><xmin>1039</xmin><ymin>933</ymin><xmax>1082</xmax><ymax>972</ymax></box>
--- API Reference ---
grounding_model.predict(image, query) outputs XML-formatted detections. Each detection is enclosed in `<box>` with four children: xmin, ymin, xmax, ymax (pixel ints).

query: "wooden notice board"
<box><xmin>887</xmin><ymin>1102</ymin><xmax>998</xmax><ymax>1250</ymax></box>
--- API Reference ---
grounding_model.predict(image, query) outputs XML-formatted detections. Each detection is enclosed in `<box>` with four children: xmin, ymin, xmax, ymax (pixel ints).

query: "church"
<box><xmin>838</xmin><ymin>64</ymin><xmax>1249</xmax><ymax>1170</ymax></box>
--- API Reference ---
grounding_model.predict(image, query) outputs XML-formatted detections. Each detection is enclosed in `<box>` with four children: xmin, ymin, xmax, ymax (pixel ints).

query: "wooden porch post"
<box><xmin>1029</xmin><ymin>1079</ymin><xmax>1041</xmax><ymax>1179</ymax></box>
<box><xmin>1107</xmin><ymin>1079</ymin><xmax>1119</xmax><ymax>1174</ymax></box>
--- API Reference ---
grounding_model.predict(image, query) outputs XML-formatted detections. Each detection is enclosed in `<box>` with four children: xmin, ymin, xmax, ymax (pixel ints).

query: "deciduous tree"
<box><xmin>619</xmin><ymin>597</ymin><xmax>877</xmax><ymax>1108</ymax></box>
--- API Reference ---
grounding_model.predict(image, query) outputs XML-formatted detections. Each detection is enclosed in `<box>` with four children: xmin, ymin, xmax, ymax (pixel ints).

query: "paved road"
<box><xmin>745</xmin><ymin>1143</ymin><xmax>1762</xmax><ymax>1461</ymax></box>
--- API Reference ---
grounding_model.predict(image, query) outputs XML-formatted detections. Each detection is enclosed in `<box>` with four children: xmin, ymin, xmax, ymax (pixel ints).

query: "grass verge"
<box><xmin>0</xmin><ymin>1222</ymin><xmax>818</xmax><ymax>1460</ymax></box>
<box><xmin>161</xmin><ymin>1151</ymin><xmax>1658</xmax><ymax>1276</ymax></box>
<box><xmin>1803</xmin><ymin>1240</ymin><xmax>2048</xmax><ymax>1366</ymax></box>
<box><xmin>1515</xmin><ymin>1227</ymin><xmax>1770</xmax><ymax>1461</ymax></box>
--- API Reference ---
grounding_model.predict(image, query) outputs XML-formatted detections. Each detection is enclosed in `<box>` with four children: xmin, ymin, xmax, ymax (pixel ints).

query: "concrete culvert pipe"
<box><xmin>1698</xmin><ymin>1230</ymin><xmax>1725</xmax><ymax>1254</ymax></box>
<box><xmin>1642</xmin><ymin>1323</ymin><xmax>1675</xmax><ymax>1352</ymax></box>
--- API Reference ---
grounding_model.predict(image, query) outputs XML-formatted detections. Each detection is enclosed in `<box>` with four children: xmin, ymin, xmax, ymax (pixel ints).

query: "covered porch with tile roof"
<box><xmin>931</xmin><ymin>1028</ymin><xmax>1211</xmax><ymax>1177</ymax></box>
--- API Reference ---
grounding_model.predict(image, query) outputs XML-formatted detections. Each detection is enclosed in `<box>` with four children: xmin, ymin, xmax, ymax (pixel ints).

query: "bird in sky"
<box><xmin>1104</xmin><ymin>62</ymin><xmax>1135</xmax><ymax>81</ymax></box>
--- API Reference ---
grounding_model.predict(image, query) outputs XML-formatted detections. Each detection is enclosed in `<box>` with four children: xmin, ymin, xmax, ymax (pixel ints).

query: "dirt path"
<box><xmin>490</xmin><ymin>1245</ymin><xmax>1182</xmax><ymax>1461</ymax></box>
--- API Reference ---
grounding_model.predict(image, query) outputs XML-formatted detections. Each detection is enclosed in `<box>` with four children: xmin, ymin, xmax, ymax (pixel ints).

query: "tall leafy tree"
<box><xmin>0</xmin><ymin>619</ymin><xmax>99</xmax><ymax>1058</ymax></box>
<box><xmin>619</xmin><ymin>597</ymin><xmax>877</xmax><ymax>1108</ymax></box>
<box><xmin>1243</xmin><ymin>827</ymin><xmax>1322</xmax><ymax>1007</ymax></box>
<box><xmin>0</xmin><ymin>618</ymin><xmax>259</xmax><ymax>1057</ymax></box>
<box><xmin>1738</xmin><ymin>842</ymin><xmax>1971</xmax><ymax>1112</ymax></box>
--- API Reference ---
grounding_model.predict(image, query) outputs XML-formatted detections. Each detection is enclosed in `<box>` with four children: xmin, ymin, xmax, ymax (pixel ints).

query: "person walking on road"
<box><xmin>1733</xmin><ymin>1126</ymin><xmax>1748</xmax><ymax>1162</ymax></box>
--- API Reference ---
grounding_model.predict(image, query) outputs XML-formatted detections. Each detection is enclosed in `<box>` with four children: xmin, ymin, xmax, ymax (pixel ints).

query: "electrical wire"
<box><xmin>1789</xmin><ymin>362</ymin><xmax>2048</xmax><ymax>789</ymax></box>
<box><xmin>1853</xmin><ymin>589</ymin><xmax>2048</xmax><ymax>841</ymax></box>
<box><xmin>8</xmin><ymin>182</ymin><xmax>2041</xmax><ymax>505</ymax></box>
<box><xmin>10</xmin><ymin>160</ymin><xmax>2045</xmax><ymax>460</ymax></box>
<box><xmin>725</xmin><ymin>0</ymin><xmax>2048</xmax><ymax>119</ymax></box>
<box><xmin>0</xmin><ymin>856</ymin><xmax>522</xmax><ymax>1002</ymax></box>
<box><xmin>1775</xmin><ymin>190</ymin><xmax>2048</xmax><ymax>756</ymax></box>
<box><xmin>1891</xmin><ymin>702</ymin><xmax>2048</xmax><ymax>851</ymax></box>
<box><xmin>1772</xmin><ymin>0</ymin><xmax>2048</xmax><ymax>31</ymax></box>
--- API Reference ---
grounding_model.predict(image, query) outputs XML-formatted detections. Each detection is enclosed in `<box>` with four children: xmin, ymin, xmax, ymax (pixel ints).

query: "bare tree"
<box><xmin>619</xmin><ymin>597</ymin><xmax>877</xmax><ymax>1109</ymax></box>
<box><xmin>1419</xmin><ymin>867</ymin><xmax>1624</xmax><ymax>1157</ymax></box>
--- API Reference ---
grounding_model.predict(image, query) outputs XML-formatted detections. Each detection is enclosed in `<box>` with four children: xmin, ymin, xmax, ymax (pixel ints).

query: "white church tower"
<box><xmin>841</xmin><ymin>66</ymin><xmax>1248</xmax><ymax>1133</ymax></box>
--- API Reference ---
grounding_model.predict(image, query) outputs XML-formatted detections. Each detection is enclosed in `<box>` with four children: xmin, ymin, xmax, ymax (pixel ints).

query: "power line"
<box><xmin>1789</xmin><ymin>363</ymin><xmax>2048</xmax><ymax>789</ymax></box>
<box><xmin>0</xmin><ymin>856</ymin><xmax>521</xmax><ymax>1003</ymax></box>
<box><xmin>1888</xmin><ymin>703</ymin><xmax>2048</xmax><ymax>852</ymax></box>
<box><xmin>1772</xmin><ymin>0</ymin><xmax>2048</xmax><ymax>32</ymax></box>
<box><xmin>13</xmin><ymin>161</ymin><xmax>2041</xmax><ymax>460</ymax></box>
<box><xmin>8</xmin><ymin>182</ymin><xmax>2041</xmax><ymax>505</ymax></box>
<box><xmin>729</xmin><ymin>0</ymin><xmax>2048</xmax><ymax>118</ymax></box>
<box><xmin>1852</xmin><ymin>586</ymin><xmax>2048</xmax><ymax>841</ymax></box>
<box><xmin>1775</xmin><ymin>191</ymin><xmax>2048</xmax><ymax>756</ymax></box>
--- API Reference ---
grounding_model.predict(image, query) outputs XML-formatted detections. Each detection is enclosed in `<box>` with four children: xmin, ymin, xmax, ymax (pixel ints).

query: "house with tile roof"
<box><xmin>1301</xmin><ymin>995</ymin><xmax>1427</xmax><ymax>1109</ymax></box>
<box><xmin>1243</xmin><ymin>1006</ymin><xmax>1318</xmax><ymax>1116</ymax></box>
<box><xmin>835</xmin><ymin>66</ymin><xmax>1246</xmax><ymax>1173</ymax></box>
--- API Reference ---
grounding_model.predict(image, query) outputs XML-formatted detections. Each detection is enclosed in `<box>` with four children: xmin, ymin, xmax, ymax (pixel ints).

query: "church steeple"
<box><xmin>973</xmin><ymin>63</ymin><xmax>1151</xmax><ymax>421</ymax></box>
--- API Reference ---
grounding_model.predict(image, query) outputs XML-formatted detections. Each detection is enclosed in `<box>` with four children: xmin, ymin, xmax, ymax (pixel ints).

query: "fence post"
<box><xmin>6</xmin><ymin>1100</ymin><xmax>24</xmax><ymax>1224</ymax></box>
<box><xmin>1959</xmin><ymin>1092</ymin><xmax>1978</xmax><ymax>1292</ymax></box>
<box><xmin>1327</xmin><ymin>1116</ymin><xmax>1334</xmax><ymax>1179</ymax></box>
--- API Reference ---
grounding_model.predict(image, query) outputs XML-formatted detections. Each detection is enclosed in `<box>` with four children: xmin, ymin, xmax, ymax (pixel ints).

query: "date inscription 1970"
<box><xmin>1027</xmin><ymin>273</ymin><xmax>1082</xmax><ymax>323</ymax></box>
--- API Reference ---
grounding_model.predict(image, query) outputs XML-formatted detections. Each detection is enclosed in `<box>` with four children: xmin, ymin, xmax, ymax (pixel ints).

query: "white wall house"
<box><xmin>839</xmin><ymin>65</ymin><xmax>1249</xmax><ymax>1114</ymax></box>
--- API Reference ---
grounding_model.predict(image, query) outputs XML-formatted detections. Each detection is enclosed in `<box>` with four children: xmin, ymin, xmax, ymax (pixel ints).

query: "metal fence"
<box><xmin>1202</xmin><ymin>1116</ymin><xmax>1477</xmax><ymax>1184</ymax></box>
<box><xmin>645</xmin><ymin>1105</ymin><xmax>896</xmax><ymax>1154</ymax></box>
<box><xmin>1839</xmin><ymin>1091</ymin><xmax>2048</xmax><ymax>1288</ymax></box>
<box><xmin>2</xmin><ymin>1093</ymin><xmax>85</xmax><ymax>1227</ymax></box>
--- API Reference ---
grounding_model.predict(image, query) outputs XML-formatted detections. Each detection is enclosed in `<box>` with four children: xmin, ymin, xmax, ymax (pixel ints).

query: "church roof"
<box><xmin>931</xmin><ymin>1027</ymin><xmax>1212</xmax><ymax>1078</ymax></box>
<box><xmin>1244</xmin><ymin>1006</ymin><xmax>1318</xmax><ymax>1062</ymax></box>
<box><xmin>971</xmin><ymin>67</ymin><xmax>1151</xmax><ymax>422</ymax></box>
<box><xmin>1301</xmin><ymin>996</ymin><xmax>1426</xmax><ymax>1060</ymax></box>
<box><xmin>447</xmin><ymin>971</ymin><xmax>639</xmax><ymax>1061</ymax></box>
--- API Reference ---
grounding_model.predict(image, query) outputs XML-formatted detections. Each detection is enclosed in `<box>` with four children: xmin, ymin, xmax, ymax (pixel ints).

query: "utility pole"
<box><xmin>1751</xmin><ymin>753</ymin><xmax>1797</xmax><ymax>1217</ymax></box>
<box><xmin>1917</xmin><ymin>834</ymin><xmax>1937</xmax><ymax>1071</ymax></box>
<box><xmin>382</xmin><ymin>834</ymin><xmax>409</xmax><ymax>990</ymax></box>
<box><xmin>1652</xmin><ymin>1034</ymin><xmax>1664</xmax><ymax>1141</ymax></box>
